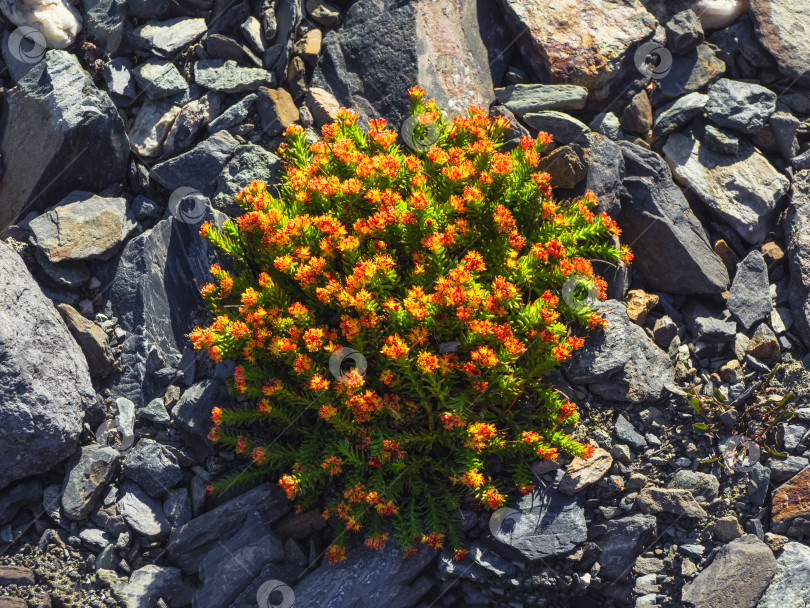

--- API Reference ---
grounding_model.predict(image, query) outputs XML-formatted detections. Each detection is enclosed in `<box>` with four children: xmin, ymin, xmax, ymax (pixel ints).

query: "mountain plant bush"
<box><xmin>190</xmin><ymin>86</ymin><xmax>631</xmax><ymax>562</ymax></box>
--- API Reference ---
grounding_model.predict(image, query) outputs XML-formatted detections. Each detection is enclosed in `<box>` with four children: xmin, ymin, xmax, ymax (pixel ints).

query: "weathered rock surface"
<box><xmin>749</xmin><ymin>0</ymin><xmax>810</xmax><ymax>87</ymax></box>
<box><xmin>558</xmin><ymin>448</ymin><xmax>613</xmax><ymax>495</ymax></box>
<box><xmin>566</xmin><ymin>301</ymin><xmax>674</xmax><ymax>403</ymax></box>
<box><xmin>211</xmin><ymin>144</ymin><xmax>283</xmax><ymax>215</ymax></box>
<box><xmin>785</xmin><ymin>170</ymin><xmax>810</xmax><ymax>349</ymax></box>
<box><xmin>592</xmin><ymin>514</ymin><xmax>656</xmax><ymax>581</ymax></box>
<box><xmin>56</xmin><ymin>303</ymin><xmax>116</xmax><ymax>377</ymax></box>
<box><xmin>682</xmin><ymin>535</ymin><xmax>776</xmax><ymax>608</ymax></box>
<box><xmin>61</xmin><ymin>445</ymin><xmax>121</xmax><ymax>521</ymax></box>
<box><xmin>772</xmin><ymin>466</ymin><xmax>810</xmax><ymax>536</ymax></box>
<box><xmin>0</xmin><ymin>50</ymin><xmax>129</xmax><ymax>230</ymax></box>
<box><xmin>636</xmin><ymin>487</ymin><xmax>707</xmax><ymax>518</ymax></box>
<box><xmin>616</xmin><ymin>141</ymin><xmax>729</xmax><ymax>294</ymax></box>
<box><xmin>727</xmin><ymin>251</ymin><xmax>772</xmax><ymax>330</ymax></box>
<box><xmin>0</xmin><ymin>243</ymin><xmax>96</xmax><ymax>489</ymax></box>
<box><xmin>662</xmin><ymin>132</ymin><xmax>788</xmax><ymax>245</ymax></box>
<box><xmin>757</xmin><ymin>542</ymin><xmax>810</xmax><ymax>608</ymax></box>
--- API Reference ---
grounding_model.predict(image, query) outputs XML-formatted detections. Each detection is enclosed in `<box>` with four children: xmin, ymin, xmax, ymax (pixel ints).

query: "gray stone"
<box><xmin>117</xmin><ymin>481</ymin><xmax>171</xmax><ymax>540</ymax></box>
<box><xmin>521</xmin><ymin>111</ymin><xmax>591</xmax><ymax>146</ymax></box>
<box><xmin>757</xmin><ymin>542</ymin><xmax>810</xmax><ymax>608</ymax></box>
<box><xmin>656</xmin><ymin>43</ymin><xmax>725</xmax><ymax>101</ymax></box>
<box><xmin>162</xmin><ymin>92</ymin><xmax>223</xmax><ymax>157</ymax></box>
<box><xmin>769</xmin><ymin>112</ymin><xmax>800</xmax><ymax>161</ymax></box>
<box><xmin>121</xmin><ymin>565</ymin><xmax>194</xmax><ymax>608</ymax></box>
<box><xmin>0</xmin><ymin>243</ymin><xmax>96</xmax><ymax>489</ymax></box>
<box><xmin>558</xmin><ymin>448</ymin><xmax>613</xmax><ymax>495</ymax></box>
<box><xmin>593</xmin><ymin>514</ymin><xmax>656</xmax><ymax>581</ymax></box>
<box><xmin>212</xmin><ymin>144</ymin><xmax>283</xmax><ymax>215</ymax></box>
<box><xmin>566</xmin><ymin>301</ymin><xmax>674</xmax><ymax>403</ymax></box>
<box><xmin>665</xmin><ymin>9</ymin><xmax>704</xmax><ymax>54</ymax></box>
<box><xmin>769</xmin><ymin>456</ymin><xmax>809</xmax><ymax>484</ymax></box>
<box><xmin>133</xmin><ymin>59</ymin><xmax>189</xmax><ymax>100</ymax></box>
<box><xmin>167</xmin><ymin>483</ymin><xmax>289</xmax><ymax>574</ymax></box>
<box><xmin>96</xmin><ymin>544</ymin><xmax>117</xmax><ymax>571</ymax></box>
<box><xmin>0</xmin><ymin>50</ymin><xmax>129</xmax><ymax>230</ymax></box>
<box><xmin>703</xmin><ymin>124</ymin><xmax>740</xmax><ymax>155</ymax></box>
<box><xmin>80</xmin><ymin>527</ymin><xmax>111</xmax><ymax>549</ymax></box>
<box><xmin>748</xmin><ymin>462</ymin><xmax>770</xmax><ymax>506</ymax></box>
<box><xmin>469</xmin><ymin>541</ymin><xmax>516</xmax><ymax>577</ymax></box>
<box><xmin>123</xmin><ymin>439</ymin><xmax>183</xmax><ymax>498</ymax></box>
<box><xmin>705</xmin><ymin>78</ymin><xmax>777</xmax><ymax>135</ymax></box>
<box><xmin>793</xmin><ymin>149</ymin><xmax>810</xmax><ymax>171</ymax></box>
<box><xmin>637</xmin><ymin>487</ymin><xmax>707</xmax><ymax>518</ymax></box>
<box><xmin>785</xmin><ymin>171</ymin><xmax>810</xmax><ymax>349</ymax></box>
<box><xmin>150</xmin><ymin>130</ymin><xmax>239</xmax><ymax>198</ymax></box>
<box><xmin>785</xmin><ymin>424</ymin><xmax>810</xmax><ymax>453</ymax></box>
<box><xmin>749</xmin><ymin>0</ymin><xmax>810</xmax><ymax>88</ymax></box>
<box><xmin>163</xmin><ymin>488</ymin><xmax>191</xmax><ymax>532</ymax></box>
<box><xmin>193</xmin><ymin>510</ymin><xmax>284</xmax><ymax>608</ymax></box>
<box><xmin>103</xmin><ymin>57</ymin><xmax>137</xmax><ymax>106</ymax></box>
<box><xmin>137</xmin><ymin>398</ymin><xmax>170</xmax><ymax>425</ymax></box>
<box><xmin>84</xmin><ymin>0</ymin><xmax>127</xmax><ymax>56</ymax></box>
<box><xmin>61</xmin><ymin>446</ymin><xmax>121</xmax><ymax>521</ymax></box>
<box><xmin>171</xmin><ymin>380</ymin><xmax>229</xmax><ymax>459</ymax></box>
<box><xmin>613</xmin><ymin>415</ymin><xmax>647</xmax><ymax>450</ymax></box>
<box><xmin>668</xmin><ymin>470</ymin><xmax>719</xmax><ymax>501</ymax></box>
<box><xmin>29</xmin><ymin>192</ymin><xmax>135</xmax><ymax>263</ymax></box>
<box><xmin>56</xmin><ymin>303</ymin><xmax>116</xmax><ymax>378</ymax></box>
<box><xmin>682</xmin><ymin>535</ymin><xmax>776</xmax><ymax>608</ymax></box>
<box><xmin>728</xmin><ymin>251</ymin><xmax>773</xmax><ymax>330</ymax></box>
<box><xmin>488</xmin><ymin>483</ymin><xmax>586</xmax><ymax>562</ymax></box>
<box><xmin>194</xmin><ymin>59</ymin><xmax>273</xmax><ymax>93</ymax></box>
<box><xmin>616</xmin><ymin>141</ymin><xmax>729</xmax><ymax>294</ymax></box>
<box><xmin>494</xmin><ymin>84</ymin><xmax>588</xmax><ymax>115</ymax></box>
<box><xmin>207</xmin><ymin>94</ymin><xmax>258</xmax><ymax>133</ymax></box>
<box><xmin>693</xmin><ymin>317</ymin><xmax>736</xmax><ymax>343</ymax></box>
<box><xmin>292</xmin><ymin>541</ymin><xmax>435</xmax><ymax>608</ymax></box>
<box><xmin>620</xmin><ymin>90</ymin><xmax>652</xmax><ymax>135</ymax></box>
<box><xmin>652</xmin><ymin>92</ymin><xmax>708</xmax><ymax>137</ymax></box>
<box><xmin>132</xmin><ymin>18</ymin><xmax>207</xmax><ymax>57</ymax></box>
<box><xmin>589</xmin><ymin>112</ymin><xmax>622</xmax><ymax>140</ymax></box>
<box><xmin>128</xmin><ymin>99</ymin><xmax>182</xmax><ymax>158</ymax></box>
<box><xmin>663</xmin><ymin>132</ymin><xmax>789</xmax><ymax>245</ymax></box>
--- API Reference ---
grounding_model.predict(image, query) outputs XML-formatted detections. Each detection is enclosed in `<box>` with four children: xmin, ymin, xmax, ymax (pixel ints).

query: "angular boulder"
<box><xmin>0</xmin><ymin>242</ymin><xmax>96</xmax><ymax>489</ymax></box>
<box><xmin>785</xmin><ymin>170</ymin><xmax>810</xmax><ymax>350</ymax></box>
<box><xmin>749</xmin><ymin>0</ymin><xmax>810</xmax><ymax>87</ymax></box>
<box><xmin>0</xmin><ymin>50</ymin><xmax>128</xmax><ymax>230</ymax></box>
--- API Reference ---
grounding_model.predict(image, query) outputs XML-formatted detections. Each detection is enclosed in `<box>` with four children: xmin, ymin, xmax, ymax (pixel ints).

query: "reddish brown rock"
<box><xmin>772</xmin><ymin>466</ymin><xmax>810</xmax><ymax>536</ymax></box>
<box><xmin>273</xmin><ymin>508</ymin><xmax>327</xmax><ymax>539</ymax></box>
<box><xmin>497</xmin><ymin>0</ymin><xmax>657</xmax><ymax>88</ymax></box>
<box><xmin>624</xmin><ymin>289</ymin><xmax>659</xmax><ymax>325</ymax></box>
<box><xmin>0</xmin><ymin>566</ymin><xmax>35</xmax><ymax>586</ymax></box>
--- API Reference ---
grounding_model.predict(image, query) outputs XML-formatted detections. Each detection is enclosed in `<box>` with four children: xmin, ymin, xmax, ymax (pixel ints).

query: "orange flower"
<box><xmin>279</xmin><ymin>474</ymin><xmax>299</xmax><ymax>499</ymax></box>
<box><xmin>326</xmin><ymin>545</ymin><xmax>346</xmax><ymax>564</ymax></box>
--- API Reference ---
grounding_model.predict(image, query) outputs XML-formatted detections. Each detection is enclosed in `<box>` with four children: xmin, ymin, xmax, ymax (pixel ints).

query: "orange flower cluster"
<box><xmin>193</xmin><ymin>89</ymin><xmax>630</xmax><ymax>563</ymax></box>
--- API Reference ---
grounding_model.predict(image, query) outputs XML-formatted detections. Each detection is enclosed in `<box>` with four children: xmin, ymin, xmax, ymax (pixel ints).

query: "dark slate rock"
<box><xmin>123</xmin><ymin>439</ymin><xmax>183</xmax><ymax>498</ymax></box>
<box><xmin>785</xmin><ymin>170</ymin><xmax>810</xmax><ymax>349</ymax></box>
<box><xmin>438</xmin><ymin>550</ymin><xmax>490</xmax><ymax>582</ymax></box>
<box><xmin>292</xmin><ymin>540</ymin><xmax>437</xmax><ymax>608</ymax></box>
<box><xmin>171</xmin><ymin>380</ymin><xmax>231</xmax><ymax>459</ymax></box>
<box><xmin>667</xmin><ymin>470</ymin><xmax>719</xmax><ymax>501</ymax></box>
<box><xmin>133</xmin><ymin>59</ymin><xmax>189</xmax><ymax>100</ymax></box>
<box><xmin>0</xmin><ymin>243</ymin><xmax>96</xmax><ymax>489</ymax></box>
<box><xmin>728</xmin><ymin>251</ymin><xmax>772</xmax><ymax>331</ymax></box>
<box><xmin>0</xmin><ymin>50</ymin><xmax>129</xmax><ymax>230</ymax></box>
<box><xmin>703</xmin><ymin>123</ymin><xmax>740</xmax><ymax>154</ymax></box>
<box><xmin>193</xmin><ymin>59</ymin><xmax>273</xmax><ymax>93</ymax></box>
<box><xmin>656</xmin><ymin>43</ymin><xmax>725</xmax><ymax>101</ymax></box>
<box><xmin>521</xmin><ymin>111</ymin><xmax>591</xmax><ymax>146</ymax></box>
<box><xmin>616</xmin><ymin>141</ymin><xmax>729</xmax><ymax>294</ymax></box>
<box><xmin>770</xmin><ymin>456</ymin><xmax>809</xmax><ymax>485</ymax></box>
<box><xmin>150</xmin><ymin>130</ymin><xmax>239</xmax><ymax>197</ymax></box>
<box><xmin>758</xmin><ymin>542</ymin><xmax>810</xmax><ymax>608</ymax></box>
<box><xmin>61</xmin><ymin>446</ymin><xmax>122</xmax><ymax>521</ymax></box>
<box><xmin>770</xmin><ymin>112</ymin><xmax>800</xmax><ymax>161</ymax></box>
<box><xmin>592</xmin><ymin>514</ymin><xmax>656</xmax><ymax>580</ymax></box>
<box><xmin>212</xmin><ymin>144</ymin><xmax>283</xmax><ymax>215</ymax></box>
<box><xmin>167</xmin><ymin>483</ymin><xmax>290</xmax><ymax>574</ymax></box>
<box><xmin>163</xmin><ymin>488</ymin><xmax>192</xmax><ymax>532</ymax></box>
<box><xmin>131</xmin><ymin>18</ymin><xmax>206</xmax><ymax>57</ymax></box>
<box><xmin>84</xmin><ymin>0</ymin><xmax>129</xmax><ymax>55</ymax></box>
<box><xmin>488</xmin><ymin>482</ymin><xmax>586</xmax><ymax>562</ymax></box>
<box><xmin>652</xmin><ymin>92</ymin><xmax>708</xmax><ymax>137</ymax></box>
<box><xmin>207</xmin><ymin>93</ymin><xmax>258</xmax><ymax>133</ymax></box>
<box><xmin>229</xmin><ymin>562</ymin><xmax>307</xmax><ymax>608</ymax></box>
<box><xmin>693</xmin><ymin>317</ymin><xmax>737</xmax><ymax>343</ymax></box>
<box><xmin>707</xmin><ymin>14</ymin><xmax>776</xmax><ymax>71</ymax></box>
<box><xmin>705</xmin><ymin>78</ymin><xmax>777</xmax><ymax>135</ymax></box>
<box><xmin>579</xmin><ymin>134</ymin><xmax>624</xmax><ymax>219</ymax></box>
<box><xmin>494</xmin><ymin>84</ymin><xmax>588</xmax><ymax>115</ymax></box>
<box><xmin>589</xmin><ymin>112</ymin><xmax>622</xmax><ymax>140</ymax></box>
<box><xmin>0</xmin><ymin>479</ymin><xmax>43</xmax><ymax>525</ymax></box>
<box><xmin>98</xmin><ymin>212</ymin><xmax>222</xmax><ymax>407</ymax></box>
<box><xmin>270</xmin><ymin>0</ymin><xmax>303</xmax><ymax>83</ymax></box>
<box><xmin>665</xmin><ymin>9</ymin><xmax>704</xmax><ymax>55</ymax></box>
<box><xmin>193</xmin><ymin>510</ymin><xmax>285</xmax><ymax>608</ymax></box>
<box><xmin>748</xmin><ymin>462</ymin><xmax>770</xmax><ymax>506</ymax></box>
<box><xmin>566</xmin><ymin>301</ymin><xmax>674</xmax><ymax>403</ymax></box>
<box><xmin>614</xmin><ymin>415</ymin><xmax>647</xmax><ymax>450</ymax></box>
<box><xmin>103</xmin><ymin>57</ymin><xmax>137</xmax><ymax>106</ymax></box>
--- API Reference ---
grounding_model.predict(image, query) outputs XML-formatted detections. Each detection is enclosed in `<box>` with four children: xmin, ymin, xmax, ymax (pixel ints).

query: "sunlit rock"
<box><xmin>0</xmin><ymin>0</ymin><xmax>82</xmax><ymax>49</ymax></box>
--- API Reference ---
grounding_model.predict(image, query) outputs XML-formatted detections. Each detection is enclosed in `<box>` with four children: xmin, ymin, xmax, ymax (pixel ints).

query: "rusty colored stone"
<box><xmin>772</xmin><ymin>466</ymin><xmax>810</xmax><ymax>536</ymax></box>
<box><xmin>497</xmin><ymin>0</ymin><xmax>657</xmax><ymax>89</ymax></box>
<box><xmin>624</xmin><ymin>289</ymin><xmax>659</xmax><ymax>325</ymax></box>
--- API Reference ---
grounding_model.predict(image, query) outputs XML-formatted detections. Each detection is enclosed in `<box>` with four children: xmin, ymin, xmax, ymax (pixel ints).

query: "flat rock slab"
<box><xmin>749</xmin><ymin>0</ymin><xmax>810</xmax><ymax>87</ymax></box>
<box><xmin>566</xmin><ymin>301</ymin><xmax>674</xmax><ymax>403</ymax></box>
<box><xmin>117</xmin><ymin>481</ymin><xmax>171</xmax><ymax>540</ymax></box>
<box><xmin>616</xmin><ymin>141</ymin><xmax>729</xmax><ymax>294</ymax></box>
<box><xmin>785</xmin><ymin>170</ymin><xmax>810</xmax><ymax>350</ymax></box>
<box><xmin>29</xmin><ymin>192</ymin><xmax>135</xmax><ymax>263</ymax></box>
<box><xmin>637</xmin><ymin>487</ymin><xmax>707</xmax><ymax>519</ymax></box>
<box><xmin>293</xmin><ymin>541</ymin><xmax>437</xmax><ymax>608</ymax></box>
<box><xmin>682</xmin><ymin>534</ymin><xmax>776</xmax><ymax>607</ymax></box>
<box><xmin>727</xmin><ymin>251</ymin><xmax>772</xmax><ymax>330</ymax></box>
<box><xmin>663</xmin><ymin>132</ymin><xmax>788</xmax><ymax>245</ymax></box>
<box><xmin>193</xmin><ymin>59</ymin><xmax>273</xmax><ymax>93</ymax></box>
<box><xmin>494</xmin><ymin>84</ymin><xmax>588</xmax><ymax>115</ymax></box>
<box><xmin>488</xmin><ymin>483</ymin><xmax>586</xmax><ymax>561</ymax></box>
<box><xmin>593</xmin><ymin>514</ymin><xmax>656</xmax><ymax>580</ymax></box>
<box><xmin>61</xmin><ymin>445</ymin><xmax>121</xmax><ymax>521</ymax></box>
<box><xmin>121</xmin><ymin>565</ymin><xmax>194</xmax><ymax>608</ymax></box>
<box><xmin>558</xmin><ymin>448</ymin><xmax>613</xmax><ymax>495</ymax></box>
<box><xmin>772</xmin><ymin>466</ymin><xmax>810</xmax><ymax>536</ymax></box>
<box><xmin>132</xmin><ymin>18</ymin><xmax>207</xmax><ymax>57</ymax></box>
<box><xmin>704</xmin><ymin>78</ymin><xmax>777</xmax><ymax>135</ymax></box>
<box><xmin>150</xmin><ymin>130</ymin><xmax>239</xmax><ymax>197</ymax></box>
<box><xmin>0</xmin><ymin>243</ymin><xmax>95</xmax><ymax>489</ymax></box>
<box><xmin>496</xmin><ymin>0</ymin><xmax>656</xmax><ymax>88</ymax></box>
